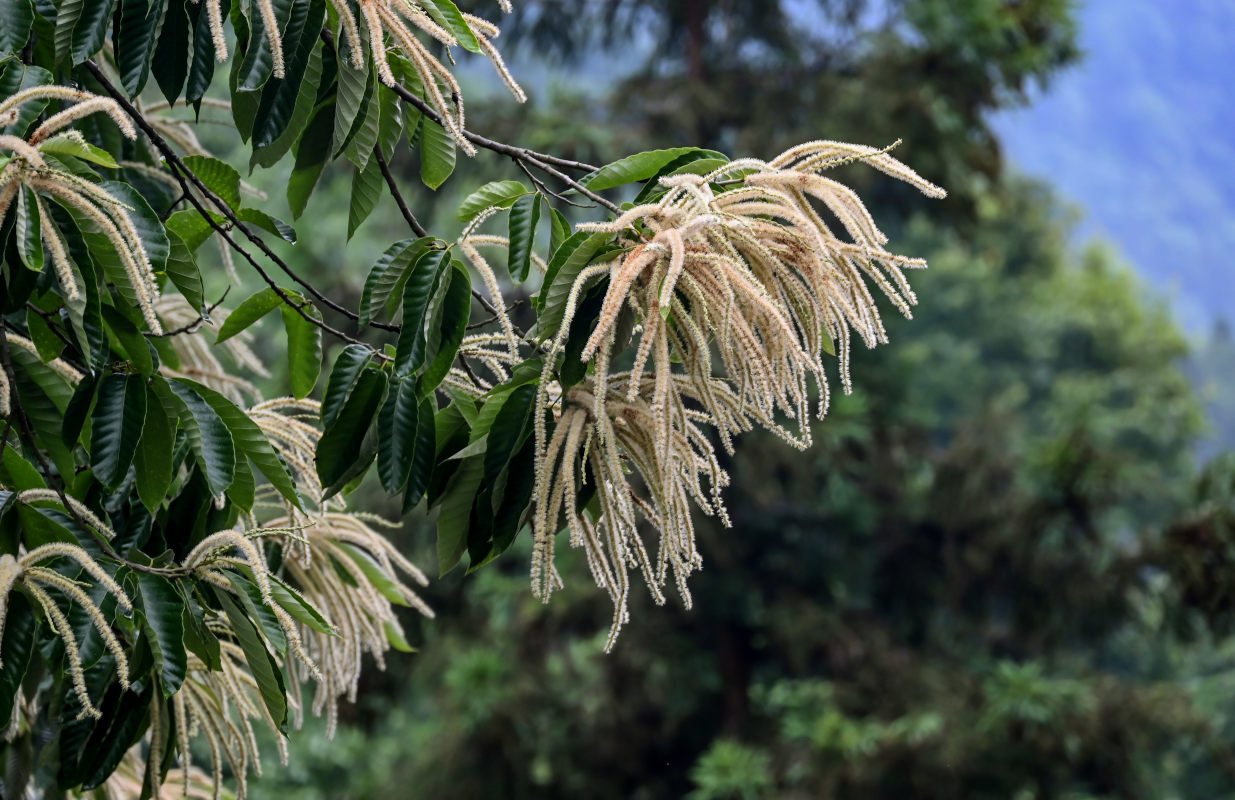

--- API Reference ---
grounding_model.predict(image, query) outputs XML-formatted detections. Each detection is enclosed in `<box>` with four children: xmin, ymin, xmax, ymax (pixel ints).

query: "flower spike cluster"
<box><xmin>0</xmin><ymin>87</ymin><xmax>163</xmax><ymax>332</ymax></box>
<box><xmin>533</xmin><ymin>140</ymin><xmax>945</xmax><ymax>645</ymax></box>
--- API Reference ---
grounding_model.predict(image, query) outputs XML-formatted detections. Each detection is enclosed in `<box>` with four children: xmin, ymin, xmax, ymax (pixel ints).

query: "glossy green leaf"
<box><xmin>536</xmin><ymin>232</ymin><xmax>614</xmax><ymax>341</ymax></box>
<box><xmin>90</xmin><ymin>373</ymin><xmax>147</xmax><ymax>490</ymax></box>
<box><xmin>0</xmin><ymin>0</ymin><xmax>33</xmax><ymax>52</ymax></box>
<box><xmin>269</xmin><ymin>574</ymin><xmax>335</xmax><ymax>635</ymax></box>
<box><xmin>217</xmin><ymin>589</ymin><xmax>288</xmax><ymax>732</ymax></box>
<box><xmin>288</xmin><ymin>99</ymin><xmax>335</xmax><ymax>218</ymax></box>
<box><xmin>403</xmin><ymin>396</ymin><xmax>437</xmax><ymax>511</ymax></box>
<box><xmin>348</xmin><ymin>159</ymin><xmax>383</xmax><ymax>239</ymax></box>
<box><xmin>457</xmin><ymin>180</ymin><xmax>530</xmax><ymax>223</ymax></box>
<box><xmin>507</xmin><ymin>192</ymin><xmax>541</xmax><ymax>282</ymax></box>
<box><xmin>377</xmin><ymin>376</ymin><xmax>420</xmax><ymax>494</ymax></box>
<box><xmin>55</xmin><ymin>0</ymin><xmax>115</xmax><ymax>65</ymax></box>
<box><xmin>182</xmin><ymin>155</ymin><xmax>242</xmax><ymax>210</ymax></box>
<box><xmin>436</xmin><ymin>454</ymin><xmax>482</xmax><ymax>575</ymax></box>
<box><xmin>421</xmin><ymin>0</ymin><xmax>480</xmax><ymax>51</ymax></box>
<box><xmin>237</xmin><ymin>0</ymin><xmax>295</xmax><ymax>91</ymax></box>
<box><xmin>315</xmin><ymin>367</ymin><xmax>387</xmax><ymax>491</ymax></box>
<box><xmin>176</xmin><ymin>378</ymin><xmax>302</xmax><ymax>510</ymax></box>
<box><xmin>237</xmin><ymin>207</ymin><xmax>297</xmax><ymax>243</ymax></box>
<box><xmin>394</xmin><ymin>249</ymin><xmax>450</xmax><ymax>376</ymax></box>
<box><xmin>333</xmin><ymin>55</ymin><xmax>376</xmax><ymax>167</ymax></box>
<box><xmin>101</xmin><ymin>303</ymin><xmax>155</xmax><ymax>375</ymax></box>
<box><xmin>38</xmin><ymin>135</ymin><xmax>119</xmax><ymax>168</ymax></box>
<box><xmin>112</xmin><ymin>0</ymin><xmax>161</xmax><ymax>95</ymax></box>
<box><xmin>357</xmin><ymin>237</ymin><xmax>437</xmax><ymax>327</ymax></box>
<box><xmin>419</xmin><ymin>118</ymin><xmax>456</xmax><ymax>190</ymax></box>
<box><xmin>337</xmin><ymin>542</ymin><xmax>410</xmax><ymax>605</ymax></box>
<box><xmin>252</xmin><ymin>27</ymin><xmax>325</xmax><ymax>165</ymax></box>
<box><xmin>165</xmin><ymin>230</ymin><xmax>206</xmax><ymax>314</ymax></box>
<box><xmin>14</xmin><ymin>187</ymin><xmax>42</xmax><ymax>272</ymax></box>
<box><xmin>580</xmin><ymin>147</ymin><xmax>726</xmax><ymax>192</ymax></box>
<box><xmin>186</xmin><ymin>0</ymin><xmax>230</xmax><ymax>105</ymax></box>
<box><xmin>163</xmin><ymin>379</ymin><xmax>236</xmax><ymax>497</ymax></box>
<box><xmin>282</xmin><ymin>303</ymin><xmax>323</xmax><ymax>399</ymax></box>
<box><xmin>134</xmin><ymin>383</ymin><xmax>175</xmax><ymax>511</ymax></box>
<box><xmin>151</xmin><ymin>0</ymin><xmax>191</xmax><ymax>104</ymax></box>
<box><xmin>135</xmin><ymin>572</ymin><xmax>187</xmax><ymax>696</ymax></box>
<box><xmin>217</xmin><ymin>287</ymin><xmax>281</xmax><ymax>342</ymax></box>
<box><xmin>322</xmin><ymin>344</ymin><xmax>373</xmax><ymax>428</ymax></box>
<box><xmin>384</xmin><ymin>621</ymin><xmax>415</xmax><ymax>652</ymax></box>
<box><xmin>250</xmin><ymin>0</ymin><xmax>324</xmax><ymax>147</ymax></box>
<box><xmin>0</xmin><ymin>592</ymin><xmax>36</xmax><ymax>724</ymax></box>
<box><xmin>420</xmin><ymin>262</ymin><xmax>471</xmax><ymax>396</ymax></box>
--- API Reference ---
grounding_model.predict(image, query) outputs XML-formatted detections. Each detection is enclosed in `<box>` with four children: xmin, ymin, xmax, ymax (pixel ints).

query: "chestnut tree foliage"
<box><xmin>0</xmin><ymin>0</ymin><xmax>942</xmax><ymax>795</ymax></box>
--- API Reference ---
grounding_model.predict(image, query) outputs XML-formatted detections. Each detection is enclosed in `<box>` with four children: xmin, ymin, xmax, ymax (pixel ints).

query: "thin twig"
<box><xmin>146</xmin><ymin>286</ymin><xmax>231</xmax><ymax>338</ymax></box>
<box><xmin>373</xmin><ymin>145</ymin><xmax>428</xmax><ymax>237</ymax></box>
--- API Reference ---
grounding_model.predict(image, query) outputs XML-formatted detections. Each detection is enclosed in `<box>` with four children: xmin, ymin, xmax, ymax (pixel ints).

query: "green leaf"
<box><xmin>237</xmin><ymin>207</ymin><xmax>297</xmax><ymax>243</ymax></box>
<box><xmin>0</xmin><ymin>592</ymin><xmax>36</xmax><ymax>725</ymax></box>
<box><xmin>112</xmin><ymin>0</ymin><xmax>162</xmax><ymax>95</ymax></box>
<box><xmin>181</xmin><ymin>155</ymin><xmax>242</xmax><ymax>211</ymax></box>
<box><xmin>0</xmin><ymin>61</ymin><xmax>52</xmax><ymax>137</ymax></box>
<box><xmin>216</xmin><ymin>589</ymin><xmax>288</xmax><ymax>733</ymax></box>
<box><xmin>223</xmin><ymin>568</ymin><xmax>286</xmax><ymax>653</ymax></box>
<box><xmin>151</xmin><ymin>0</ymin><xmax>191</xmax><ymax>105</ymax></box>
<box><xmin>321</xmin><ymin>344</ymin><xmax>372</xmax><ymax>428</ymax></box>
<box><xmin>250</xmin><ymin>0</ymin><xmax>325</xmax><ymax>148</ymax></box>
<box><xmin>176</xmin><ymin>379</ymin><xmax>302</xmax><ymax>510</ymax></box>
<box><xmin>536</xmin><ymin>232</ymin><xmax>614</xmax><ymax>341</ymax></box>
<box><xmin>135</xmin><ymin>572</ymin><xmax>187</xmax><ymax>696</ymax></box>
<box><xmin>162</xmin><ymin>378</ymin><xmax>236</xmax><ymax>497</ymax></box>
<box><xmin>581</xmin><ymin>147</ymin><xmax>726</xmax><ymax>192</ymax></box>
<box><xmin>90</xmin><ymin>373</ymin><xmax>147</xmax><ymax>490</ymax></box>
<box><xmin>403</xmin><ymin>396</ymin><xmax>436</xmax><ymax>511</ymax></box>
<box><xmin>287</xmin><ymin>99</ymin><xmax>335</xmax><ymax>218</ymax></box>
<box><xmin>548</xmin><ymin>203</ymin><xmax>570</xmax><ymax>255</ymax></box>
<box><xmin>38</xmin><ymin>135</ymin><xmax>119</xmax><ymax>168</ymax></box>
<box><xmin>269</xmin><ymin>574</ymin><xmax>335</xmax><ymax>635</ymax></box>
<box><xmin>337</xmin><ymin>542</ymin><xmax>409</xmax><ymax>605</ymax></box>
<box><xmin>178</xmin><ymin>581</ymin><xmax>221</xmax><ymax>671</ymax></box>
<box><xmin>237</xmin><ymin>0</ymin><xmax>295</xmax><ymax>91</ymax></box>
<box><xmin>393</xmin><ymin>249</ymin><xmax>450</xmax><ymax>377</ymax></box>
<box><xmin>419</xmin><ymin>118</ymin><xmax>456</xmax><ymax>190</ymax></box>
<box><xmin>315</xmin><ymin>367</ymin><xmax>387</xmax><ymax>491</ymax></box>
<box><xmin>186</xmin><ymin>0</ymin><xmax>230</xmax><ymax>105</ymax></box>
<box><xmin>101</xmin><ymin>303</ymin><xmax>155</xmax><ymax>375</ymax></box>
<box><xmin>456</xmin><ymin>180</ymin><xmax>530</xmax><ymax>223</ymax></box>
<box><xmin>55</xmin><ymin>0</ymin><xmax>115</xmax><ymax>65</ymax></box>
<box><xmin>165</xmin><ymin>209</ymin><xmax>218</xmax><ymax>252</ymax></box>
<box><xmin>357</xmin><ymin>237</ymin><xmax>437</xmax><ymax>327</ymax></box>
<box><xmin>0</xmin><ymin>445</ymin><xmax>44</xmax><ymax>491</ymax></box>
<box><xmin>217</xmin><ymin>287</ymin><xmax>281</xmax><ymax>342</ymax></box>
<box><xmin>377</xmin><ymin>376</ymin><xmax>420</xmax><ymax>494</ymax></box>
<box><xmin>333</xmin><ymin>55</ymin><xmax>376</xmax><ymax>167</ymax></box>
<box><xmin>282</xmin><ymin>303</ymin><xmax>323</xmax><ymax>399</ymax></box>
<box><xmin>134</xmin><ymin>384</ymin><xmax>175</xmax><ymax>511</ymax></box>
<box><xmin>0</xmin><ymin>0</ymin><xmax>34</xmax><ymax>53</ymax></box>
<box><xmin>384</xmin><ymin>621</ymin><xmax>415</xmax><ymax>652</ymax></box>
<box><xmin>507</xmin><ymin>192</ymin><xmax>541</xmax><ymax>282</ymax></box>
<box><xmin>165</xmin><ymin>230</ymin><xmax>206</xmax><ymax>314</ymax></box>
<box><xmin>14</xmin><ymin>187</ymin><xmax>42</xmax><ymax>272</ymax></box>
<box><xmin>347</xmin><ymin>159</ymin><xmax>383</xmax><ymax>239</ymax></box>
<box><xmin>420</xmin><ymin>0</ymin><xmax>480</xmax><ymax>53</ymax></box>
<box><xmin>252</xmin><ymin>26</ymin><xmax>325</xmax><ymax>165</ymax></box>
<box><xmin>436</xmin><ymin>454</ymin><xmax>482</xmax><ymax>575</ymax></box>
<box><xmin>419</xmin><ymin>262</ymin><xmax>471</xmax><ymax>396</ymax></box>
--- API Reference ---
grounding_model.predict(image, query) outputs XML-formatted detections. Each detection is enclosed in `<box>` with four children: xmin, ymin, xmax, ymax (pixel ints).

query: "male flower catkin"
<box><xmin>533</xmin><ymin>140</ymin><xmax>944</xmax><ymax>645</ymax></box>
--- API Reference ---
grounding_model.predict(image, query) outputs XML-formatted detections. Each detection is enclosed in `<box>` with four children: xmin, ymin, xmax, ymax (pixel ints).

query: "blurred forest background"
<box><xmin>176</xmin><ymin>0</ymin><xmax>1235</xmax><ymax>797</ymax></box>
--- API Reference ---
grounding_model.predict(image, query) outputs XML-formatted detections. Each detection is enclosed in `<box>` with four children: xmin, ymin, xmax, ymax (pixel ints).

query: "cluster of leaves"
<box><xmin>0</xmin><ymin>0</ymin><xmax>950</xmax><ymax>796</ymax></box>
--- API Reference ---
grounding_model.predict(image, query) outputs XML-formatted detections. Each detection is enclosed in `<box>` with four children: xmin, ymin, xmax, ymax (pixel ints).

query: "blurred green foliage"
<box><xmin>242</xmin><ymin>1</ymin><xmax>1235</xmax><ymax>797</ymax></box>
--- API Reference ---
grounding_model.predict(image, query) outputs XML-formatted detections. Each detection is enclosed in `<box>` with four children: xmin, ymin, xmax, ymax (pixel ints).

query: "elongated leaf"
<box><xmin>151</xmin><ymin>0</ymin><xmax>191</xmax><ymax>104</ymax></box>
<box><xmin>288</xmin><ymin>99</ymin><xmax>334</xmax><ymax>218</ymax></box>
<box><xmin>250</xmin><ymin>0</ymin><xmax>324</xmax><ymax>147</ymax></box>
<box><xmin>252</xmin><ymin>29</ymin><xmax>325</xmax><ymax>165</ymax></box>
<box><xmin>0</xmin><ymin>0</ymin><xmax>33</xmax><ymax>52</ymax></box>
<box><xmin>56</xmin><ymin>0</ymin><xmax>115</xmax><ymax>64</ymax></box>
<box><xmin>165</xmin><ymin>230</ymin><xmax>206</xmax><ymax>314</ymax></box>
<box><xmin>217</xmin><ymin>287</ymin><xmax>281</xmax><ymax>342</ymax></box>
<box><xmin>39</xmin><ymin>135</ymin><xmax>119</xmax><ymax>168</ymax></box>
<box><xmin>224</xmin><ymin>569</ymin><xmax>286</xmax><ymax>653</ymax></box>
<box><xmin>112</xmin><ymin>0</ymin><xmax>162</xmax><ymax>95</ymax></box>
<box><xmin>0</xmin><ymin>61</ymin><xmax>52</xmax><ymax>137</ymax></box>
<box><xmin>394</xmin><ymin>249</ymin><xmax>450</xmax><ymax>376</ymax></box>
<box><xmin>216</xmin><ymin>589</ymin><xmax>287</xmax><ymax>732</ymax></box>
<box><xmin>186</xmin><ymin>0</ymin><xmax>230</xmax><ymax>105</ymax></box>
<box><xmin>456</xmin><ymin>180</ymin><xmax>530</xmax><ymax>223</ymax></box>
<box><xmin>337</xmin><ymin>543</ymin><xmax>409</xmax><ymax>605</ymax></box>
<box><xmin>321</xmin><ymin>344</ymin><xmax>372</xmax><ymax>428</ymax></box>
<box><xmin>419</xmin><ymin>118</ymin><xmax>456</xmax><ymax>190</ymax></box>
<box><xmin>333</xmin><ymin>55</ymin><xmax>377</xmax><ymax>167</ymax></box>
<box><xmin>403</xmin><ymin>396</ymin><xmax>436</xmax><ymax>511</ymax></box>
<box><xmin>134</xmin><ymin>384</ymin><xmax>175</xmax><ymax>510</ymax></box>
<box><xmin>135</xmin><ymin>572</ymin><xmax>187</xmax><ymax>696</ymax></box>
<box><xmin>420</xmin><ymin>262</ymin><xmax>471</xmax><ymax>396</ymax></box>
<box><xmin>101</xmin><ymin>303</ymin><xmax>155</xmax><ymax>375</ymax></box>
<box><xmin>357</xmin><ymin>237</ymin><xmax>437</xmax><ymax>327</ymax></box>
<box><xmin>436</xmin><ymin>455</ymin><xmax>482</xmax><ymax>575</ymax></box>
<box><xmin>420</xmin><ymin>0</ymin><xmax>480</xmax><ymax>52</ymax></box>
<box><xmin>0</xmin><ymin>592</ymin><xmax>36</xmax><ymax>724</ymax></box>
<box><xmin>548</xmin><ymin>204</ymin><xmax>570</xmax><ymax>255</ymax></box>
<box><xmin>14</xmin><ymin>187</ymin><xmax>42</xmax><ymax>272</ymax></box>
<box><xmin>176</xmin><ymin>378</ymin><xmax>302</xmax><ymax>509</ymax></box>
<box><xmin>163</xmin><ymin>379</ymin><xmax>236</xmax><ymax>496</ymax></box>
<box><xmin>377</xmin><ymin>376</ymin><xmax>419</xmax><ymax>494</ymax></box>
<box><xmin>237</xmin><ymin>0</ymin><xmax>295</xmax><ymax>91</ymax></box>
<box><xmin>536</xmin><ymin>232</ymin><xmax>614</xmax><ymax>341</ymax></box>
<box><xmin>269</xmin><ymin>574</ymin><xmax>334</xmax><ymax>635</ymax></box>
<box><xmin>90</xmin><ymin>373</ymin><xmax>147</xmax><ymax>490</ymax></box>
<box><xmin>581</xmin><ymin>147</ymin><xmax>726</xmax><ymax>192</ymax></box>
<box><xmin>182</xmin><ymin>155</ymin><xmax>242</xmax><ymax>210</ymax></box>
<box><xmin>348</xmin><ymin>159</ymin><xmax>382</xmax><ymax>239</ymax></box>
<box><xmin>507</xmin><ymin>192</ymin><xmax>541</xmax><ymax>282</ymax></box>
<box><xmin>282</xmin><ymin>303</ymin><xmax>323</xmax><ymax>399</ymax></box>
<box><xmin>315</xmin><ymin>367</ymin><xmax>387</xmax><ymax>490</ymax></box>
<box><xmin>237</xmin><ymin>207</ymin><xmax>297</xmax><ymax>243</ymax></box>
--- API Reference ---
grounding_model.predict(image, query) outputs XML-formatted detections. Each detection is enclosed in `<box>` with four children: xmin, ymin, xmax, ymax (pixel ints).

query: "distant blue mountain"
<box><xmin>993</xmin><ymin>0</ymin><xmax>1235</xmax><ymax>332</ymax></box>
